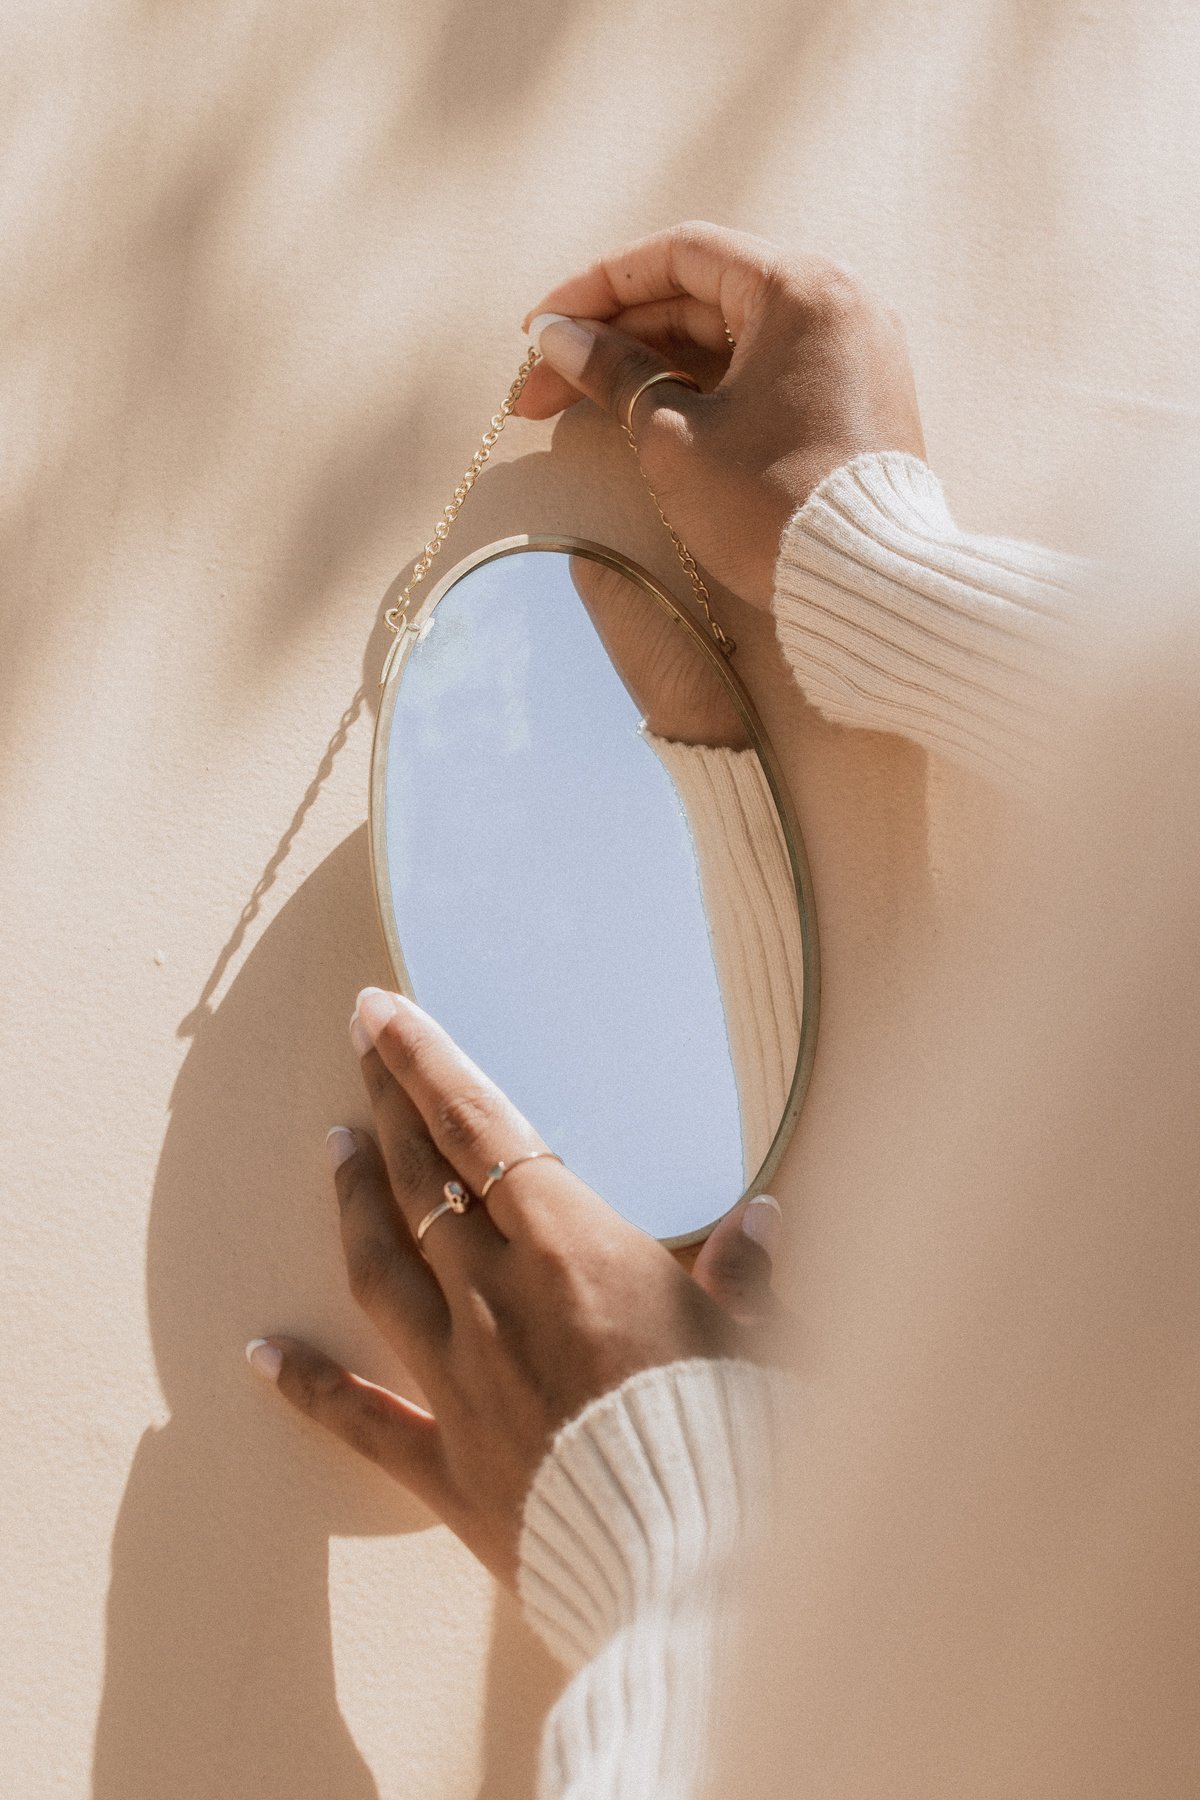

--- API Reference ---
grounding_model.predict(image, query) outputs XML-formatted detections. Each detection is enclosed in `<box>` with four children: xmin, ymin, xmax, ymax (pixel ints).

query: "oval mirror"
<box><xmin>369</xmin><ymin>539</ymin><xmax>818</xmax><ymax>1247</ymax></box>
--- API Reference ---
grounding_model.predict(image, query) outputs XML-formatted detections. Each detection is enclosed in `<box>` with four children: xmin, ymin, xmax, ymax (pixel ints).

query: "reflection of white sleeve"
<box><xmin>642</xmin><ymin>730</ymin><xmax>804</xmax><ymax>1182</ymax></box>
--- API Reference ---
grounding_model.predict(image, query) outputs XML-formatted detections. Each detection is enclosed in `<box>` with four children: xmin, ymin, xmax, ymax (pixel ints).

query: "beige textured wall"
<box><xmin>2</xmin><ymin>3</ymin><xmax>1197</xmax><ymax>1796</ymax></box>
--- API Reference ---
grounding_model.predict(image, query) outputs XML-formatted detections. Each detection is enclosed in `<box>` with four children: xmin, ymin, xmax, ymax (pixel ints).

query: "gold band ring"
<box><xmin>480</xmin><ymin>1149</ymin><xmax>564</xmax><ymax>1197</ymax></box>
<box><xmin>416</xmin><ymin>1178</ymin><xmax>475</xmax><ymax>1245</ymax></box>
<box><xmin>623</xmin><ymin>369</ymin><xmax>700</xmax><ymax>438</ymax></box>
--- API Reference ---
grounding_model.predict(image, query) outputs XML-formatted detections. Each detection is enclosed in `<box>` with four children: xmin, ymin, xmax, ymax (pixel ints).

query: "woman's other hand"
<box><xmin>517</xmin><ymin>221</ymin><xmax>925</xmax><ymax>609</ymax></box>
<box><xmin>246</xmin><ymin>989</ymin><xmax>785</xmax><ymax>1590</ymax></box>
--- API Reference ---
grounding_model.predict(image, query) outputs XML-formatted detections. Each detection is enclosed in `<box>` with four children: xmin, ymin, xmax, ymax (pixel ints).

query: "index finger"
<box><xmin>521</xmin><ymin>220</ymin><xmax>782</xmax><ymax>340</ymax></box>
<box><xmin>351</xmin><ymin>988</ymin><xmax>583</xmax><ymax>1235</ymax></box>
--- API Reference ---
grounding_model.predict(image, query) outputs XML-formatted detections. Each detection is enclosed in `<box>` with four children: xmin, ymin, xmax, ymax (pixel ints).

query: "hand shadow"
<box><xmin>91</xmin><ymin>404</ymin><xmax>791</xmax><ymax>1799</ymax></box>
<box><xmin>91</xmin><ymin>824</ymin><xmax>433</xmax><ymax>1799</ymax></box>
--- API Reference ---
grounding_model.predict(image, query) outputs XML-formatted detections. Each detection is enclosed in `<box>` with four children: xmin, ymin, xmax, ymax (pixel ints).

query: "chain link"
<box><xmin>621</xmin><ymin>417</ymin><xmax>735</xmax><ymax>657</ymax></box>
<box><xmin>383</xmin><ymin>344</ymin><xmax>735</xmax><ymax>663</ymax></box>
<box><xmin>383</xmin><ymin>345</ymin><xmax>542</xmax><ymax>638</ymax></box>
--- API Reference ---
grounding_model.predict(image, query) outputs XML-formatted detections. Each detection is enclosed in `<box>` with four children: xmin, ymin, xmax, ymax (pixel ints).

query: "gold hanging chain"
<box><xmin>382</xmin><ymin>341</ymin><xmax>735</xmax><ymax>678</ymax></box>
<box><xmin>620</xmin><ymin>417</ymin><xmax>735</xmax><ymax>657</ymax></box>
<box><xmin>382</xmin><ymin>345</ymin><xmax>542</xmax><ymax>643</ymax></box>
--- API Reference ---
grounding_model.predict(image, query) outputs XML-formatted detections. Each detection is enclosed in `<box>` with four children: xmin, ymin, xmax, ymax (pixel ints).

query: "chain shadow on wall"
<box><xmin>89</xmin><ymin>274</ymin><xmax>936</xmax><ymax>1783</ymax></box>
<box><xmin>89</xmin><ymin>429</ymin><xmax>637</xmax><ymax>1799</ymax></box>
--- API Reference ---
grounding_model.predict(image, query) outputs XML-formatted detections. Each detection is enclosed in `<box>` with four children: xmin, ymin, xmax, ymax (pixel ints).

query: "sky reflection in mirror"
<box><xmin>384</xmin><ymin>551</ymin><xmax>754</xmax><ymax>1240</ymax></box>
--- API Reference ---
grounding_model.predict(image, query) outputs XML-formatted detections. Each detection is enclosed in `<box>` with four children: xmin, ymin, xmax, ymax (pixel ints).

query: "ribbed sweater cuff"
<box><xmin>772</xmin><ymin>450</ymin><xmax>1086</xmax><ymax>785</ymax></box>
<box><xmin>518</xmin><ymin>1357</ymin><xmax>786</xmax><ymax>1673</ymax></box>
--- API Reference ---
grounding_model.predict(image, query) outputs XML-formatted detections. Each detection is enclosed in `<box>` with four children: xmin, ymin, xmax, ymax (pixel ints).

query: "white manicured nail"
<box><xmin>325</xmin><ymin>1126</ymin><xmax>356</xmax><ymax>1173</ymax></box>
<box><xmin>351</xmin><ymin>986</ymin><xmax>396</xmax><ymax>1056</ymax></box>
<box><xmin>246</xmin><ymin>1338</ymin><xmax>283</xmax><ymax>1381</ymax></box>
<box><xmin>741</xmin><ymin>1194</ymin><xmax>782</xmax><ymax>1255</ymax></box>
<box><xmin>526</xmin><ymin>312</ymin><xmax>596</xmax><ymax>379</ymax></box>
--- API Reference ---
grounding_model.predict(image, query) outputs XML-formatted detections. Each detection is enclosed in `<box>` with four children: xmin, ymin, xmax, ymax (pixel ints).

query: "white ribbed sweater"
<box><xmin>517</xmin><ymin>451</ymin><xmax>1083</xmax><ymax>1799</ymax></box>
<box><xmin>643</xmin><ymin>732</ymin><xmax>804</xmax><ymax>1180</ymax></box>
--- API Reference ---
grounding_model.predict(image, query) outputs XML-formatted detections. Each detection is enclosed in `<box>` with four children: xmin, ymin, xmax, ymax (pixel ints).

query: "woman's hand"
<box><xmin>517</xmin><ymin>220</ymin><xmax>925</xmax><ymax>610</ymax></box>
<box><xmin>247</xmin><ymin>988</ymin><xmax>784</xmax><ymax>1590</ymax></box>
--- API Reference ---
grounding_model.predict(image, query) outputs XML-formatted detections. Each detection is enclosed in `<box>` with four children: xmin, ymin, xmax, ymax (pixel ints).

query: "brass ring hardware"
<box><xmin>381</xmin><ymin>337</ymin><xmax>736</xmax><ymax>679</ymax></box>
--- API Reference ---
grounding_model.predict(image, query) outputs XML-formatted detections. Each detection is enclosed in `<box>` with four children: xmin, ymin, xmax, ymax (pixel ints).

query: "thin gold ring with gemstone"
<box><xmin>623</xmin><ymin>369</ymin><xmax>701</xmax><ymax>438</ymax></box>
<box><xmin>416</xmin><ymin>1178</ymin><xmax>475</xmax><ymax>1245</ymax></box>
<box><xmin>480</xmin><ymin>1149</ymin><xmax>564</xmax><ymax>1197</ymax></box>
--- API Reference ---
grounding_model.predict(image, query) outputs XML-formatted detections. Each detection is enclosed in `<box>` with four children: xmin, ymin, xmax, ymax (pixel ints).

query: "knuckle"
<box><xmin>340</xmin><ymin>1387</ymin><xmax>391</xmax><ymax>1461</ymax></box>
<box><xmin>711</xmin><ymin>1238</ymin><xmax>765</xmax><ymax>1296</ymax></box>
<box><xmin>809</xmin><ymin>257</ymin><xmax>868</xmax><ymax>321</ymax></box>
<box><xmin>434</xmin><ymin>1086</ymin><xmax>497</xmax><ymax>1157</ymax></box>
<box><xmin>458</xmin><ymin>1284</ymin><xmax>507</xmax><ymax>1346</ymax></box>
<box><xmin>387</xmin><ymin>1127</ymin><xmax>439</xmax><ymax>1196</ymax></box>
<box><xmin>671</xmin><ymin>216</ymin><xmax>719</xmax><ymax>248</ymax></box>
<box><xmin>345</xmin><ymin>1234</ymin><xmax>394</xmax><ymax>1308</ymax></box>
<box><xmin>361</xmin><ymin>1052</ymin><xmax>396</xmax><ymax>1104</ymax></box>
<box><xmin>522</xmin><ymin>1227</ymin><xmax>585</xmax><ymax>1295</ymax></box>
<box><xmin>760</xmin><ymin>257</ymin><xmax>797</xmax><ymax>306</ymax></box>
<box><xmin>713</xmin><ymin>1242</ymin><xmax>776</xmax><ymax>1315</ymax></box>
<box><xmin>292</xmin><ymin>1356</ymin><xmax>350</xmax><ymax>1415</ymax></box>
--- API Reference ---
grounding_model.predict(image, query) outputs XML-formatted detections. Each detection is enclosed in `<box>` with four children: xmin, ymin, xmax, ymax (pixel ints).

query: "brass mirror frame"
<box><xmin>368</xmin><ymin>535</ymin><xmax>820</xmax><ymax>1249</ymax></box>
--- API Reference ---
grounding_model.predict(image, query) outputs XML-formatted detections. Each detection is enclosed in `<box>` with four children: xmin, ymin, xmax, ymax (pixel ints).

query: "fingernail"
<box><xmin>526</xmin><ymin>312</ymin><xmax>596</xmax><ymax>380</ymax></box>
<box><xmin>741</xmin><ymin>1194</ymin><xmax>782</xmax><ymax>1255</ymax></box>
<box><xmin>325</xmin><ymin>1126</ymin><xmax>356</xmax><ymax>1173</ymax></box>
<box><xmin>351</xmin><ymin>986</ymin><xmax>396</xmax><ymax>1056</ymax></box>
<box><xmin>246</xmin><ymin>1338</ymin><xmax>283</xmax><ymax>1382</ymax></box>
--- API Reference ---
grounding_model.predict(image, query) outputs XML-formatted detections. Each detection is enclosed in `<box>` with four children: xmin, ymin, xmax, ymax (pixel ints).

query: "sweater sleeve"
<box><xmin>772</xmin><ymin>450</ymin><xmax>1088</xmax><ymax>784</ymax></box>
<box><xmin>518</xmin><ymin>1357</ymin><xmax>788</xmax><ymax>1800</ymax></box>
<box><xmin>518</xmin><ymin>456</ymin><xmax>1085</xmax><ymax>1798</ymax></box>
<box><xmin>639</xmin><ymin>732</ymin><xmax>804</xmax><ymax>1183</ymax></box>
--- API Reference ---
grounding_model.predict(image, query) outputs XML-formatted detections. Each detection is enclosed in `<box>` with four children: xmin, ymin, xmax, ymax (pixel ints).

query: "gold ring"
<box><xmin>416</xmin><ymin>1178</ymin><xmax>475</xmax><ymax>1245</ymax></box>
<box><xmin>623</xmin><ymin>369</ymin><xmax>700</xmax><ymax>438</ymax></box>
<box><xmin>480</xmin><ymin>1149</ymin><xmax>564</xmax><ymax>1197</ymax></box>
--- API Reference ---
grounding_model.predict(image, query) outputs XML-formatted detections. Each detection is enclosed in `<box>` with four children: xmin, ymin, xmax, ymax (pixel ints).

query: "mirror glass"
<box><xmin>371</xmin><ymin>542</ymin><xmax>815</xmax><ymax>1245</ymax></box>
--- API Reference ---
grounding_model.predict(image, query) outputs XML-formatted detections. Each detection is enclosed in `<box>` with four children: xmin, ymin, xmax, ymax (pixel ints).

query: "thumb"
<box><xmin>527</xmin><ymin>311</ymin><xmax>701</xmax><ymax>437</ymax></box>
<box><xmin>691</xmin><ymin>1194</ymin><xmax>783</xmax><ymax>1325</ymax></box>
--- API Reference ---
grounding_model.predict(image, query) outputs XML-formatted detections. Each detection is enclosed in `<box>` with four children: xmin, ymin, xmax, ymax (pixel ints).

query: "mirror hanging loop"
<box><xmin>380</xmin><ymin>346</ymin><xmax>734</xmax><ymax>685</ymax></box>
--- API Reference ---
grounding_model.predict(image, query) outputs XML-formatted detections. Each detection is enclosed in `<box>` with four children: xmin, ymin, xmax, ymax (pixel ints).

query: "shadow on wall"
<box><xmin>91</xmin><ymin>826</ymin><xmax>418</xmax><ymax>1800</ymax></box>
<box><xmin>0</xmin><ymin>0</ymin><xmax>837</xmax><ymax>756</ymax></box>
<box><xmin>90</xmin><ymin>818</ymin><xmax>562</xmax><ymax>1799</ymax></box>
<box><xmin>88</xmin><ymin>318</ymin><xmax>928</xmax><ymax>1789</ymax></box>
<box><xmin>89</xmin><ymin>430</ymin><xmax>630</xmax><ymax>1800</ymax></box>
<box><xmin>88</xmin><ymin>366</ymin><xmax>932</xmax><ymax>1789</ymax></box>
